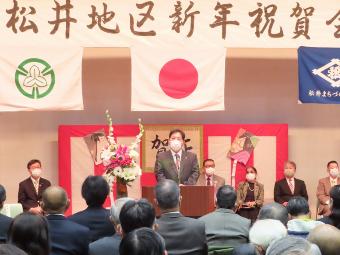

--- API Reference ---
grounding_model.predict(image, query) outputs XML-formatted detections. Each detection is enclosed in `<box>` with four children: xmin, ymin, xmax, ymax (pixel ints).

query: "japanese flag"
<box><xmin>0</xmin><ymin>46</ymin><xmax>83</xmax><ymax>111</ymax></box>
<box><xmin>131</xmin><ymin>45</ymin><xmax>226</xmax><ymax>111</ymax></box>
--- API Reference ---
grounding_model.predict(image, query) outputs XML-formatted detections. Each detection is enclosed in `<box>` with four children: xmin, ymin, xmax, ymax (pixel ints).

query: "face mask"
<box><xmin>284</xmin><ymin>168</ymin><xmax>295</xmax><ymax>178</ymax></box>
<box><xmin>246</xmin><ymin>173</ymin><xmax>256</xmax><ymax>182</ymax></box>
<box><xmin>205</xmin><ymin>167</ymin><xmax>215</xmax><ymax>176</ymax></box>
<box><xmin>169</xmin><ymin>140</ymin><xmax>182</xmax><ymax>153</ymax></box>
<box><xmin>31</xmin><ymin>168</ymin><xmax>42</xmax><ymax>178</ymax></box>
<box><xmin>330</xmin><ymin>168</ymin><xmax>339</xmax><ymax>178</ymax></box>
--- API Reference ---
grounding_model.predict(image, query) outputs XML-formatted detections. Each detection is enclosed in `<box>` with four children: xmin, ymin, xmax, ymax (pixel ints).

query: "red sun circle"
<box><xmin>159</xmin><ymin>58</ymin><xmax>198</xmax><ymax>99</ymax></box>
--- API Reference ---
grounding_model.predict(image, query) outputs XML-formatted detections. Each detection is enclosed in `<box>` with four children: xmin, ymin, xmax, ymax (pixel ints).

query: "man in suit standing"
<box><xmin>199</xmin><ymin>185</ymin><xmax>251</xmax><ymax>248</ymax></box>
<box><xmin>195</xmin><ymin>159</ymin><xmax>225</xmax><ymax>189</ymax></box>
<box><xmin>317</xmin><ymin>160</ymin><xmax>340</xmax><ymax>216</ymax></box>
<box><xmin>41</xmin><ymin>186</ymin><xmax>90</xmax><ymax>255</ymax></box>
<box><xmin>18</xmin><ymin>159</ymin><xmax>51</xmax><ymax>214</ymax></box>
<box><xmin>68</xmin><ymin>176</ymin><xmax>115</xmax><ymax>242</ymax></box>
<box><xmin>154</xmin><ymin>129</ymin><xmax>199</xmax><ymax>185</ymax></box>
<box><xmin>274</xmin><ymin>161</ymin><xmax>308</xmax><ymax>206</ymax></box>
<box><xmin>155</xmin><ymin>179</ymin><xmax>207</xmax><ymax>255</ymax></box>
<box><xmin>0</xmin><ymin>185</ymin><xmax>12</xmax><ymax>243</ymax></box>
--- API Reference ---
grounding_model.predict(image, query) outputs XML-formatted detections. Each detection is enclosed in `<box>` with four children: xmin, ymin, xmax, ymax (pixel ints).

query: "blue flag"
<box><xmin>298</xmin><ymin>46</ymin><xmax>340</xmax><ymax>104</ymax></box>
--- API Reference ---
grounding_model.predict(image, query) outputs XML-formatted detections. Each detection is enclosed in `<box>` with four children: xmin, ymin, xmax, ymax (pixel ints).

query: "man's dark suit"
<box><xmin>154</xmin><ymin>150</ymin><xmax>199</xmax><ymax>185</ymax></box>
<box><xmin>0</xmin><ymin>214</ymin><xmax>12</xmax><ymax>243</ymax></box>
<box><xmin>199</xmin><ymin>208</ymin><xmax>251</xmax><ymax>248</ymax></box>
<box><xmin>68</xmin><ymin>207</ymin><xmax>115</xmax><ymax>242</ymax></box>
<box><xmin>18</xmin><ymin>177</ymin><xmax>51</xmax><ymax>211</ymax></box>
<box><xmin>89</xmin><ymin>234</ymin><xmax>121</xmax><ymax>255</ymax></box>
<box><xmin>274</xmin><ymin>178</ymin><xmax>308</xmax><ymax>204</ymax></box>
<box><xmin>46</xmin><ymin>214</ymin><xmax>90</xmax><ymax>255</ymax></box>
<box><xmin>156</xmin><ymin>212</ymin><xmax>207</xmax><ymax>255</ymax></box>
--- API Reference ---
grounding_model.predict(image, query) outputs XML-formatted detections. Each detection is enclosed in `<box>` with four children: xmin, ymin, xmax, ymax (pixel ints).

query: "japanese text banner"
<box><xmin>0</xmin><ymin>0</ymin><xmax>339</xmax><ymax>48</ymax></box>
<box><xmin>298</xmin><ymin>46</ymin><xmax>340</xmax><ymax>104</ymax></box>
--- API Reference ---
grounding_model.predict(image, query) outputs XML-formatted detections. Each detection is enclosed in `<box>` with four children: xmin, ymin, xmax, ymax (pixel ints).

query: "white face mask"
<box><xmin>169</xmin><ymin>140</ymin><xmax>182</xmax><ymax>153</ymax></box>
<box><xmin>31</xmin><ymin>168</ymin><xmax>42</xmax><ymax>178</ymax></box>
<box><xmin>330</xmin><ymin>168</ymin><xmax>339</xmax><ymax>178</ymax></box>
<box><xmin>246</xmin><ymin>173</ymin><xmax>256</xmax><ymax>182</ymax></box>
<box><xmin>284</xmin><ymin>168</ymin><xmax>295</xmax><ymax>178</ymax></box>
<box><xmin>205</xmin><ymin>167</ymin><xmax>215</xmax><ymax>176</ymax></box>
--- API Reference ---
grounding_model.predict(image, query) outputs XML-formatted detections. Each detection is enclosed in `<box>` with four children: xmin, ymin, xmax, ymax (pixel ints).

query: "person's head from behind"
<box><xmin>110</xmin><ymin>197</ymin><xmax>133</xmax><ymax>233</ymax></box>
<box><xmin>119</xmin><ymin>227</ymin><xmax>166</xmax><ymax>255</ymax></box>
<box><xmin>216</xmin><ymin>185</ymin><xmax>237</xmax><ymax>210</ymax></box>
<box><xmin>0</xmin><ymin>244</ymin><xmax>28</xmax><ymax>255</ymax></box>
<box><xmin>308</xmin><ymin>224</ymin><xmax>340</xmax><ymax>255</ymax></box>
<box><xmin>330</xmin><ymin>184</ymin><xmax>340</xmax><ymax>212</ymax></box>
<box><xmin>168</xmin><ymin>129</ymin><xmax>185</xmax><ymax>153</ymax></box>
<box><xmin>26</xmin><ymin>159</ymin><xmax>42</xmax><ymax>180</ymax></box>
<box><xmin>8</xmin><ymin>213</ymin><xmax>49</xmax><ymax>255</ymax></box>
<box><xmin>155</xmin><ymin>179</ymin><xmax>180</xmax><ymax>212</ymax></box>
<box><xmin>0</xmin><ymin>185</ymin><xmax>6</xmax><ymax>209</ymax></box>
<box><xmin>249</xmin><ymin>219</ymin><xmax>287</xmax><ymax>251</ymax></box>
<box><xmin>258</xmin><ymin>202</ymin><xmax>289</xmax><ymax>226</ymax></box>
<box><xmin>81</xmin><ymin>175</ymin><xmax>109</xmax><ymax>207</ymax></box>
<box><xmin>119</xmin><ymin>199</ymin><xmax>155</xmax><ymax>235</ymax></box>
<box><xmin>266</xmin><ymin>236</ymin><xmax>321</xmax><ymax>255</ymax></box>
<box><xmin>41</xmin><ymin>186</ymin><xmax>69</xmax><ymax>214</ymax></box>
<box><xmin>287</xmin><ymin>196</ymin><xmax>310</xmax><ymax>219</ymax></box>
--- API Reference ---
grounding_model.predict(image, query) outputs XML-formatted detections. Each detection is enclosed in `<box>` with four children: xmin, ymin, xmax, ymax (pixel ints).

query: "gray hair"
<box><xmin>258</xmin><ymin>202</ymin><xmax>289</xmax><ymax>226</ymax></box>
<box><xmin>266</xmin><ymin>236</ymin><xmax>321</xmax><ymax>255</ymax></box>
<box><xmin>110</xmin><ymin>197</ymin><xmax>133</xmax><ymax>225</ymax></box>
<box><xmin>155</xmin><ymin>179</ymin><xmax>180</xmax><ymax>210</ymax></box>
<box><xmin>249</xmin><ymin>219</ymin><xmax>287</xmax><ymax>250</ymax></box>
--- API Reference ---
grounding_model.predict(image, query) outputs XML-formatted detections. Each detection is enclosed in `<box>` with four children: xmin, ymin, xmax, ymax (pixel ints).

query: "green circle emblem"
<box><xmin>15</xmin><ymin>58</ymin><xmax>55</xmax><ymax>99</ymax></box>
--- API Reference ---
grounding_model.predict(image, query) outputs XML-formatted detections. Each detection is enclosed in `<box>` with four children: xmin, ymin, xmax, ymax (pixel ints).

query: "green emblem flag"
<box><xmin>0</xmin><ymin>47</ymin><xmax>83</xmax><ymax>111</ymax></box>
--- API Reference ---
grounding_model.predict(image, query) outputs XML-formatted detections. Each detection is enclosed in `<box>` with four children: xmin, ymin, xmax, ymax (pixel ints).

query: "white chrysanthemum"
<box><xmin>129</xmin><ymin>149</ymin><xmax>139</xmax><ymax>160</ymax></box>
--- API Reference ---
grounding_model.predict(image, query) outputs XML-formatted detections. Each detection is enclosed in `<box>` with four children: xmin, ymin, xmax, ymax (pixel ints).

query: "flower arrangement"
<box><xmin>101</xmin><ymin>110</ymin><xmax>144</xmax><ymax>191</ymax></box>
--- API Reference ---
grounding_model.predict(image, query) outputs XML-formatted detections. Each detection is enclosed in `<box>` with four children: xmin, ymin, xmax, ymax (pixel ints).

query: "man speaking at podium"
<box><xmin>154</xmin><ymin>129</ymin><xmax>199</xmax><ymax>185</ymax></box>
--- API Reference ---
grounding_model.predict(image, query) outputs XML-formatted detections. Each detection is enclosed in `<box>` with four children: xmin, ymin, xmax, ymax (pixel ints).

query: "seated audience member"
<box><xmin>8</xmin><ymin>213</ymin><xmax>50</xmax><ymax>255</ymax></box>
<box><xmin>41</xmin><ymin>186</ymin><xmax>90</xmax><ymax>255</ymax></box>
<box><xmin>195</xmin><ymin>159</ymin><xmax>225</xmax><ymax>189</ymax></box>
<box><xmin>286</xmin><ymin>196</ymin><xmax>324</xmax><ymax>238</ymax></box>
<box><xmin>266</xmin><ymin>236</ymin><xmax>321</xmax><ymax>255</ymax></box>
<box><xmin>155</xmin><ymin>180</ymin><xmax>207</xmax><ymax>255</ymax></box>
<box><xmin>308</xmin><ymin>224</ymin><xmax>340</xmax><ymax>255</ymax></box>
<box><xmin>232</xmin><ymin>244</ymin><xmax>257</xmax><ymax>255</ymax></box>
<box><xmin>0</xmin><ymin>185</ymin><xmax>12</xmax><ymax>243</ymax></box>
<box><xmin>317</xmin><ymin>160</ymin><xmax>340</xmax><ymax>216</ymax></box>
<box><xmin>89</xmin><ymin>197</ymin><xmax>133</xmax><ymax>255</ymax></box>
<box><xmin>68</xmin><ymin>175</ymin><xmax>115</xmax><ymax>241</ymax></box>
<box><xmin>18</xmin><ymin>159</ymin><xmax>51</xmax><ymax>214</ymax></box>
<box><xmin>200</xmin><ymin>185</ymin><xmax>251</xmax><ymax>248</ymax></box>
<box><xmin>119</xmin><ymin>228</ymin><xmax>166</xmax><ymax>255</ymax></box>
<box><xmin>249</xmin><ymin>219</ymin><xmax>287</xmax><ymax>255</ymax></box>
<box><xmin>119</xmin><ymin>199</ymin><xmax>156</xmax><ymax>235</ymax></box>
<box><xmin>0</xmin><ymin>244</ymin><xmax>27</xmax><ymax>255</ymax></box>
<box><xmin>319</xmin><ymin>184</ymin><xmax>340</xmax><ymax>228</ymax></box>
<box><xmin>257</xmin><ymin>202</ymin><xmax>289</xmax><ymax>226</ymax></box>
<box><xmin>236</xmin><ymin>166</ymin><xmax>264</xmax><ymax>223</ymax></box>
<box><xmin>274</xmin><ymin>161</ymin><xmax>308</xmax><ymax>206</ymax></box>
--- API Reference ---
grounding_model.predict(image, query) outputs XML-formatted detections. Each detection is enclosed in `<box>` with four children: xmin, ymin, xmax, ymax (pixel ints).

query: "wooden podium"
<box><xmin>142</xmin><ymin>185</ymin><xmax>215</xmax><ymax>217</ymax></box>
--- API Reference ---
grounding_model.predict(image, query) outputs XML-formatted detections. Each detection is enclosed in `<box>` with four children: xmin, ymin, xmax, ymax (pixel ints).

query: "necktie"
<box><xmin>331</xmin><ymin>178</ymin><xmax>337</xmax><ymax>187</ymax></box>
<box><xmin>33</xmin><ymin>179</ymin><xmax>39</xmax><ymax>194</ymax></box>
<box><xmin>175</xmin><ymin>153</ymin><xmax>180</xmax><ymax>171</ymax></box>
<box><xmin>288</xmin><ymin>179</ymin><xmax>294</xmax><ymax>194</ymax></box>
<box><xmin>207</xmin><ymin>176</ymin><xmax>211</xmax><ymax>186</ymax></box>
